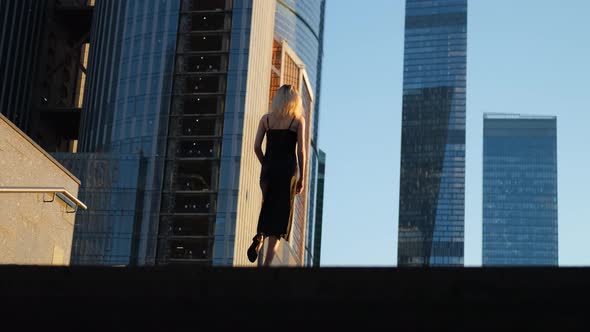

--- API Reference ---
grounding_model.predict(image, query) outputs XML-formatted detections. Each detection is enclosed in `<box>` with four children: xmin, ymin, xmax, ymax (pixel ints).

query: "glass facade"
<box><xmin>275</xmin><ymin>0</ymin><xmax>324</xmax><ymax>95</ymax></box>
<box><xmin>398</xmin><ymin>0</ymin><xmax>467</xmax><ymax>266</ymax></box>
<box><xmin>78</xmin><ymin>0</ymin><xmax>181</xmax><ymax>265</ymax></box>
<box><xmin>483</xmin><ymin>114</ymin><xmax>558</xmax><ymax>266</ymax></box>
<box><xmin>54</xmin><ymin>152</ymin><xmax>143</xmax><ymax>265</ymax></box>
<box><xmin>47</xmin><ymin>0</ymin><xmax>315</xmax><ymax>267</ymax></box>
<box><xmin>60</xmin><ymin>0</ymin><xmax>275</xmax><ymax>267</ymax></box>
<box><xmin>1</xmin><ymin>0</ymin><xmax>92</xmax><ymax>153</ymax></box>
<box><xmin>313</xmin><ymin>149</ymin><xmax>326</xmax><ymax>267</ymax></box>
<box><xmin>0</xmin><ymin>0</ymin><xmax>46</xmax><ymax>132</ymax></box>
<box><xmin>275</xmin><ymin>0</ymin><xmax>326</xmax><ymax>266</ymax></box>
<box><xmin>157</xmin><ymin>0</ymin><xmax>232</xmax><ymax>265</ymax></box>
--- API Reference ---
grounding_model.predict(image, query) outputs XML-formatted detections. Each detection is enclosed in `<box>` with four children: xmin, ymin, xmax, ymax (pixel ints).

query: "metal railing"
<box><xmin>0</xmin><ymin>187</ymin><xmax>87</xmax><ymax>213</ymax></box>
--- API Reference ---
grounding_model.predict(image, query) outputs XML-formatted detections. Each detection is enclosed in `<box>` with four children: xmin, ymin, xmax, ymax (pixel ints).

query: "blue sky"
<box><xmin>318</xmin><ymin>0</ymin><xmax>590</xmax><ymax>266</ymax></box>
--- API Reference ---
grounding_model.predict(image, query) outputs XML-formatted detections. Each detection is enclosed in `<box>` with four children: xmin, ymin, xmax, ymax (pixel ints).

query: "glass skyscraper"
<box><xmin>313</xmin><ymin>149</ymin><xmax>326</xmax><ymax>267</ymax></box>
<box><xmin>2</xmin><ymin>0</ymin><xmax>325</xmax><ymax>267</ymax></box>
<box><xmin>76</xmin><ymin>0</ymin><xmax>181</xmax><ymax>265</ymax></box>
<box><xmin>398</xmin><ymin>0</ymin><xmax>467</xmax><ymax>266</ymax></box>
<box><xmin>49</xmin><ymin>0</ymin><xmax>325</xmax><ymax>267</ymax></box>
<box><xmin>482</xmin><ymin>114</ymin><xmax>558</xmax><ymax>266</ymax></box>
<box><xmin>52</xmin><ymin>0</ymin><xmax>280</xmax><ymax>266</ymax></box>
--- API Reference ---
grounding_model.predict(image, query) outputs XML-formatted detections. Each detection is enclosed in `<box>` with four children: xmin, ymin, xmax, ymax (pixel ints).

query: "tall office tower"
<box><xmin>0</xmin><ymin>0</ymin><xmax>93</xmax><ymax>151</ymax></box>
<box><xmin>397</xmin><ymin>0</ymin><xmax>467</xmax><ymax>266</ymax></box>
<box><xmin>63</xmin><ymin>0</ymin><xmax>277</xmax><ymax>266</ymax></box>
<box><xmin>274</xmin><ymin>0</ymin><xmax>326</xmax><ymax>266</ymax></box>
<box><xmin>313</xmin><ymin>149</ymin><xmax>326</xmax><ymax>267</ymax></box>
<box><xmin>54</xmin><ymin>0</ymin><xmax>323</xmax><ymax>267</ymax></box>
<box><xmin>483</xmin><ymin>114</ymin><xmax>558</xmax><ymax>266</ymax></box>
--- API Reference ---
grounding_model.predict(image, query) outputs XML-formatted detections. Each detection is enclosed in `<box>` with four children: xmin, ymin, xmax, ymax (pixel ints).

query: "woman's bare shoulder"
<box><xmin>296</xmin><ymin>115</ymin><xmax>305</xmax><ymax>126</ymax></box>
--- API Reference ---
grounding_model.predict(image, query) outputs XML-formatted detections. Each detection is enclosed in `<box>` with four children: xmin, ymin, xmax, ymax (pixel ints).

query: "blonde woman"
<box><xmin>247</xmin><ymin>84</ymin><xmax>306</xmax><ymax>266</ymax></box>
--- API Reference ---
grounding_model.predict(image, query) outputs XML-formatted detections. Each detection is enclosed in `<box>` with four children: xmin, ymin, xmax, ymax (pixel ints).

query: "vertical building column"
<box><xmin>213</xmin><ymin>0</ymin><xmax>276</xmax><ymax>266</ymax></box>
<box><xmin>157</xmin><ymin>0</ymin><xmax>234</xmax><ymax>265</ymax></box>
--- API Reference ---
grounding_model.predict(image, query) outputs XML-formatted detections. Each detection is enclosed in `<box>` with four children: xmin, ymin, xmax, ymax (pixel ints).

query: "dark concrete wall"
<box><xmin>0</xmin><ymin>266</ymin><xmax>587</xmax><ymax>329</ymax></box>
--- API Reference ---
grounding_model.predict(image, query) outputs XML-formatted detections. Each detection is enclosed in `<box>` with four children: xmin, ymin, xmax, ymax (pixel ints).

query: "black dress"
<box><xmin>257</xmin><ymin>116</ymin><xmax>298</xmax><ymax>239</ymax></box>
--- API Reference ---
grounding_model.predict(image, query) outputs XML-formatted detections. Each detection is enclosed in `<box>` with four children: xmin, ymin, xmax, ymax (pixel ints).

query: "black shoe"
<box><xmin>247</xmin><ymin>234</ymin><xmax>262</xmax><ymax>263</ymax></box>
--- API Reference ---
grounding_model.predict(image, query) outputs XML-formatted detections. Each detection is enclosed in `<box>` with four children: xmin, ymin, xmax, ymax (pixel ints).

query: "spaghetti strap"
<box><xmin>288</xmin><ymin>116</ymin><xmax>296</xmax><ymax>130</ymax></box>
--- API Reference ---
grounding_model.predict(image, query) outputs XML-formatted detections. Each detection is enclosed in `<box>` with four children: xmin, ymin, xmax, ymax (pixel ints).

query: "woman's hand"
<box><xmin>296</xmin><ymin>179</ymin><xmax>304</xmax><ymax>194</ymax></box>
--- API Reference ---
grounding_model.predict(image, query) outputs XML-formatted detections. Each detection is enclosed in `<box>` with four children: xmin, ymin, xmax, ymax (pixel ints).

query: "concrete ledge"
<box><xmin>0</xmin><ymin>265</ymin><xmax>586</xmax><ymax>329</ymax></box>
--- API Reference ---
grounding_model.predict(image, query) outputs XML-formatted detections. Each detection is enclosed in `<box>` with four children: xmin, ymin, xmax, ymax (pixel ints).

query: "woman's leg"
<box><xmin>255</xmin><ymin>233</ymin><xmax>264</xmax><ymax>255</ymax></box>
<box><xmin>263</xmin><ymin>235</ymin><xmax>280</xmax><ymax>266</ymax></box>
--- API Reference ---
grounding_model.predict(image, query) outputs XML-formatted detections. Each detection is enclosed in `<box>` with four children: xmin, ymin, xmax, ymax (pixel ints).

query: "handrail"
<box><xmin>0</xmin><ymin>187</ymin><xmax>87</xmax><ymax>211</ymax></box>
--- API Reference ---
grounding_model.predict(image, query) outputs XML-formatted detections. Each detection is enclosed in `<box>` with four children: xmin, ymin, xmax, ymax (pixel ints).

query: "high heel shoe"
<box><xmin>247</xmin><ymin>234</ymin><xmax>263</xmax><ymax>263</ymax></box>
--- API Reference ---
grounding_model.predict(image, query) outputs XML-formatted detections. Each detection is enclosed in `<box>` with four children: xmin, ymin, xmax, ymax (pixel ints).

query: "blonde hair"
<box><xmin>270</xmin><ymin>84</ymin><xmax>302</xmax><ymax>118</ymax></box>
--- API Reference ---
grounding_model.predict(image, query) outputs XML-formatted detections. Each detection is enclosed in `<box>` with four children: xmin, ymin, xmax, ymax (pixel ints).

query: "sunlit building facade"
<box><xmin>398</xmin><ymin>0</ymin><xmax>467</xmax><ymax>266</ymax></box>
<box><xmin>483</xmin><ymin>114</ymin><xmax>558</xmax><ymax>266</ymax></box>
<box><xmin>274</xmin><ymin>0</ymin><xmax>326</xmax><ymax>266</ymax></box>
<box><xmin>267</xmin><ymin>40</ymin><xmax>314</xmax><ymax>265</ymax></box>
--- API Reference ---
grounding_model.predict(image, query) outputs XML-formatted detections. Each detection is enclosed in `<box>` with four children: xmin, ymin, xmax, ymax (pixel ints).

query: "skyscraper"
<box><xmin>313</xmin><ymin>149</ymin><xmax>326</xmax><ymax>267</ymax></box>
<box><xmin>1</xmin><ymin>0</ymin><xmax>325</xmax><ymax>267</ymax></box>
<box><xmin>397</xmin><ymin>0</ymin><xmax>467</xmax><ymax>266</ymax></box>
<box><xmin>63</xmin><ymin>0</ymin><xmax>279</xmax><ymax>266</ymax></box>
<box><xmin>482</xmin><ymin>114</ymin><xmax>558</xmax><ymax>266</ymax></box>
<box><xmin>52</xmin><ymin>0</ymin><xmax>325</xmax><ymax>267</ymax></box>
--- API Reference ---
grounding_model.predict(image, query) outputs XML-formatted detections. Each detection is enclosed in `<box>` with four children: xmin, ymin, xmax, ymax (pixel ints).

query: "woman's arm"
<box><xmin>296</xmin><ymin>117</ymin><xmax>306</xmax><ymax>194</ymax></box>
<box><xmin>254</xmin><ymin>115</ymin><xmax>266</xmax><ymax>164</ymax></box>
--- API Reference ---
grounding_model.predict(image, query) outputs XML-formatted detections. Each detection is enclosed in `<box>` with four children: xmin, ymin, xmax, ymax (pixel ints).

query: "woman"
<box><xmin>247</xmin><ymin>84</ymin><xmax>306</xmax><ymax>266</ymax></box>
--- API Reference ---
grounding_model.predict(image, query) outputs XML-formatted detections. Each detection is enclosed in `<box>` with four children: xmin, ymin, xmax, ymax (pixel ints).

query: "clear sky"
<box><xmin>318</xmin><ymin>0</ymin><xmax>590</xmax><ymax>266</ymax></box>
